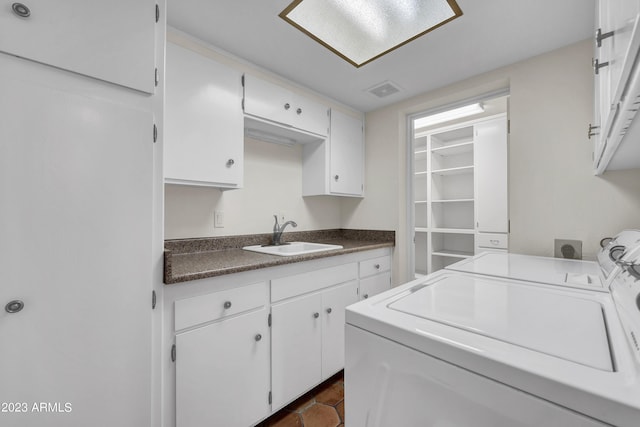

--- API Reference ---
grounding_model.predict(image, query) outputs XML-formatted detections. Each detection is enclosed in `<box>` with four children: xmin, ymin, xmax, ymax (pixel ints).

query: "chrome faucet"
<box><xmin>272</xmin><ymin>215</ymin><xmax>297</xmax><ymax>246</ymax></box>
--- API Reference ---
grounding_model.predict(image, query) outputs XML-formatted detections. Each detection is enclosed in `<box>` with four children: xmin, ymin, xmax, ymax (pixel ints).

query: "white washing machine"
<box><xmin>445</xmin><ymin>230</ymin><xmax>640</xmax><ymax>291</ymax></box>
<box><xmin>345</xmin><ymin>243</ymin><xmax>640</xmax><ymax>426</ymax></box>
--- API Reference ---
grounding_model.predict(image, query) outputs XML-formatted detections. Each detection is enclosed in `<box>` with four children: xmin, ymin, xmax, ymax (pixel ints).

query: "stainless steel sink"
<box><xmin>242</xmin><ymin>242</ymin><xmax>343</xmax><ymax>257</ymax></box>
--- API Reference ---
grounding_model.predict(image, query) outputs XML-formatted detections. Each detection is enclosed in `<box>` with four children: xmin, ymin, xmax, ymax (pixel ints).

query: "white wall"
<box><xmin>164</xmin><ymin>28</ymin><xmax>356</xmax><ymax>239</ymax></box>
<box><xmin>343</xmin><ymin>39</ymin><xmax>640</xmax><ymax>284</ymax></box>
<box><xmin>165</xmin><ymin>137</ymin><xmax>342</xmax><ymax>238</ymax></box>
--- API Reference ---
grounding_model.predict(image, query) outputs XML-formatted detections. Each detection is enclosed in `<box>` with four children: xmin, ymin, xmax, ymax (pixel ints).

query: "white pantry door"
<box><xmin>0</xmin><ymin>54</ymin><xmax>153</xmax><ymax>427</ymax></box>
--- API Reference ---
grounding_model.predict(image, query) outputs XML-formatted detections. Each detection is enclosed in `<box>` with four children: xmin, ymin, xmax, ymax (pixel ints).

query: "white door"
<box><xmin>271</xmin><ymin>292</ymin><xmax>322</xmax><ymax>409</ymax></box>
<box><xmin>0</xmin><ymin>0</ymin><xmax>156</xmax><ymax>93</ymax></box>
<box><xmin>176</xmin><ymin>308</ymin><xmax>270</xmax><ymax>427</ymax></box>
<box><xmin>292</xmin><ymin>94</ymin><xmax>329</xmax><ymax>136</ymax></box>
<box><xmin>0</xmin><ymin>55</ymin><xmax>152</xmax><ymax>426</ymax></box>
<box><xmin>475</xmin><ymin>117</ymin><xmax>508</xmax><ymax>233</ymax></box>
<box><xmin>330</xmin><ymin>110</ymin><xmax>364</xmax><ymax>195</ymax></box>
<box><xmin>243</xmin><ymin>75</ymin><xmax>292</xmax><ymax>126</ymax></box>
<box><xmin>165</xmin><ymin>43</ymin><xmax>244</xmax><ymax>187</ymax></box>
<box><xmin>321</xmin><ymin>281</ymin><xmax>359</xmax><ymax>379</ymax></box>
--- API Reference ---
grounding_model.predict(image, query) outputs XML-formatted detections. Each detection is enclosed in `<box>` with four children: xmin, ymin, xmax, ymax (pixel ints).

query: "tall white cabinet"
<box><xmin>0</xmin><ymin>2</ymin><xmax>162</xmax><ymax>426</ymax></box>
<box><xmin>413</xmin><ymin>115</ymin><xmax>508</xmax><ymax>276</ymax></box>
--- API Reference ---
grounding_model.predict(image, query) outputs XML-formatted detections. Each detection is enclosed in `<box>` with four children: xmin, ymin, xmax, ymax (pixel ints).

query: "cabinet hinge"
<box><xmin>155</xmin><ymin>4</ymin><xmax>160</xmax><ymax>23</ymax></box>
<box><xmin>242</xmin><ymin>98</ymin><xmax>245</xmax><ymax>111</ymax></box>
<box><xmin>241</xmin><ymin>74</ymin><xmax>245</xmax><ymax>87</ymax></box>
<box><xmin>152</xmin><ymin>290</ymin><xmax>157</xmax><ymax>310</ymax></box>
<box><xmin>153</xmin><ymin>124</ymin><xmax>158</xmax><ymax>143</ymax></box>
<box><xmin>155</xmin><ymin>68</ymin><xmax>159</xmax><ymax>87</ymax></box>
<box><xmin>508</xmin><ymin>220</ymin><xmax>511</xmax><ymax>233</ymax></box>
<box><xmin>268</xmin><ymin>391</ymin><xmax>272</xmax><ymax>405</ymax></box>
<box><xmin>268</xmin><ymin>313</ymin><xmax>272</xmax><ymax>327</ymax></box>
<box><xmin>171</xmin><ymin>344</ymin><xmax>176</xmax><ymax>362</ymax></box>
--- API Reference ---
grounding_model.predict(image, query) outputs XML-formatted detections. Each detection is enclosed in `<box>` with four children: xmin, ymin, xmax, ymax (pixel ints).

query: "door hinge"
<box><xmin>152</xmin><ymin>290</ymin><xmax>157</xmax><ymax>309</ymax></box>
<box><xmin>155</xmin><ymin>68</ymin><xmax>159</xmax><ymax>87</ymax></box>
<box><xmin>155</xmin><ymin>4</ymin><xmax>160</xmax><ymax>23</ymax></box>
<box><xmin>268</xmin><ymin>313</ymin><xmax>272</xmax><ymax>327</ymax></box>
<box><xmin>153</xmin><ymin>124</ymin><xmax>158</xmax><ymax>143</ymax></box>
<box><xmin>507</xmin><ymin>119</ymin><xmax>511</xmax><ymax>134</ymax></box>
<box><xmin>171</xmin><ymin>344</ymin><xmax>176</xmax><ymax>362</ymax></box>
<box><xmin>268</xmin><ymin>391</ymin><xmax>272</xmax><ymax>405</ymax></box>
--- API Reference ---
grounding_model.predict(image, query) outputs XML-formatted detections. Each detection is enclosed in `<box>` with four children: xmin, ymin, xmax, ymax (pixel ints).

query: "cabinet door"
<box><xmin>321</xmin><ymin>281</ymin><xmax>359</xmax><ymax>379</ymax></box>
<box><xmin>0</xmin><ymin>54</ymin><xmax>152</xmax><ymax>426</ymax></box>
<box><xmin>272</xmin><ymin>293</ymin><xmax>323</xmax><ymax>409</ymax></box>
<box><xmin>330</xmin><ymin>110</ymin><xmax>364</xmax><ymax>195</ymax></box>
<box><xmin>0</xmin><ymin>0</ymin><xmax>155</xmax><ymax>93</ymax></box>
<box><xmin>360</xmin><ymin>273</ymin><xmax>392</xmax><ymax>301</ymax></box>
<box><xmin>165</xmin><ymin>43</ymin><xmax>243</xmax><ymax>188</ymax></box>
<box><xmin>243</xmin><ymin>74</ymin><xmax>292</xmax><ymax>125</ymax></box>
<box><xmin>176</xmin><ymin>307</ymin><xmax>270</xmax><ymax>427</ymax></box>
<box><xmin>292</xmin><ymin>94</ymin><xmax>330</xmax><ymax>136</ymax></box>
<box><xmin>475</xmin><ymin>117</ymin><xmax>508</xmax><ymax>233</ymax></box>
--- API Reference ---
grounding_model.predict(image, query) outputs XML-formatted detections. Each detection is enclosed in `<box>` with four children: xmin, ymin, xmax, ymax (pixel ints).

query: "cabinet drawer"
<box><xmin>476</xmin><ymin>233</ymin><xmax>508</xmax><ymax>249</ymax></box>
<box><xmin>175</xmin><ymin>282</ymin><xmax>268</xmax><ymax>331</ymax></box>
<box><xmin>359</xmin><ymin>256</ymin><xmax>391</xmax><ymax>278</ymax></box>
<box><xmin>271</xmin><ymin>263</ymin><xmax>358</xmax><ymax>303</ymax></box>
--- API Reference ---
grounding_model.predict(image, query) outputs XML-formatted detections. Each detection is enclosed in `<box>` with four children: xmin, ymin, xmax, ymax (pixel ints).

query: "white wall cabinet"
<box><xmin>593</xmin><ymin>0</ymin><xmax>640</xmax><ymax>173</ymax></box>
<box><xmin>175</xmin><ymin>283</ymin><xmax>270</xmax><ymax>427</ymax></box>
<box><xmin>412</xmin><ymin>115</ymin><xmax>508</xmax><ymax>276</ymax></box>
<box><xmin>359</xmin><ymin>255</ymin><xmax>392</xmax><ymax>300</ymax></box>
<box><xmin>303</xmin><ymin>110</ymin><xmax>365</xmax><ymax>197</ymax></box>
<box><xmin>0</xmin><ymin>0</ymin><xmax>156</xmax><ymax>93</ymax></box>
<box><xmin>243</xmin><ymin>74</ymin><xmax>330</xmax><ymax>138</ymax></box>
<box><xmin>165</xmin><ymin>42</ymin><xmax>244</xmax><ymax>188</ymax></box>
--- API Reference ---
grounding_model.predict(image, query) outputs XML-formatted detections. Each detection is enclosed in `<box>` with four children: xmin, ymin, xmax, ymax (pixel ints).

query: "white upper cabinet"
<box><xmin>475</xmin><ymin>116</ymin><xmax>509</xmax><ymax>233</ymax></box>
<box><xmin>593</xmin><ymin>0</ymin><xmax>640</xmax><ymax>173</ymax></box>
<box><xmin>0</xmin><ymin>0</ymin><xmax>156</xmax><ymax>93</ymax></box>
<box><xmin>243</xmin><ymin>74</ymin><xmax>330</xmax><ymax>140</ymax></box>
<box><xmin>302</xmin><ymin>110</ymin><xmax>365</xmax><ymax>197</ymax></box>
<box><xmin>165</xmin><ymin>43</ymin><xmax>244</xmax><ymax>188</ymax></box>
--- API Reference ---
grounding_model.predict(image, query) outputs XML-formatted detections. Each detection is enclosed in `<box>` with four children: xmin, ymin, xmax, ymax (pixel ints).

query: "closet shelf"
<box><xmin>431</xmin><ymin>250</ymin><xmax>474</xmax><ymax>258</ymax></box>
<box><xmin>431</xmin><ymin>198</ymin><xmax>474</xmax><ymax>203</ymax></box>
<box><xmin>430</xmin><ymin>141</ymin><xmax>473</xmax><ymax>156</ymax></box>
<box><xmin>431</xmin><ymin>228</ymin><xmax>475</xmax><ymax>235</ymax></box>
<box><xmin>431</xmin><ymin>165</ymin><xmax>474</xmax><ymax>176</ymax></box>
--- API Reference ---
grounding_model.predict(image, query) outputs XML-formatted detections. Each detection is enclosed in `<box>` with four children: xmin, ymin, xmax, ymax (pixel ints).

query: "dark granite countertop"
<box><xmin>164</xmin><ymin>229</ymin><xmax>395</xmax><ymax>284</ymax></box>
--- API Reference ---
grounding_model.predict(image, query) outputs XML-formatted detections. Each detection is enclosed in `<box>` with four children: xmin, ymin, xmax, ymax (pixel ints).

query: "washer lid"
<box><xmin>388</xmin><ymin>274</ymin><xmax>613</xmax><ymax>371</ymax></box>
<box><xmin>447</xmin><ymin>253</ymin><xmax>604</xmax><ymax>290</ymax></box>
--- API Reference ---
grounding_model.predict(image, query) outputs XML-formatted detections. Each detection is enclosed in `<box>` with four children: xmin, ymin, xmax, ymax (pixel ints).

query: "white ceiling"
<box><xmin>168</xmin><ymin>0</ymin><xmax>595</xmax><ymax>112</ymax></box>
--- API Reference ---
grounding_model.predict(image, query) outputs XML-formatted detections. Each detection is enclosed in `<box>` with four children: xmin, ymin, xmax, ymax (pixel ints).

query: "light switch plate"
<box><xmin>214</xmin><ymin>211</ymin><xmax>225</xmax><ymax>228</ymax></box>
<box><xmin>554</xmin><ymin>239</ymin><xmax>582</xmax><ymax>260</ymax></box>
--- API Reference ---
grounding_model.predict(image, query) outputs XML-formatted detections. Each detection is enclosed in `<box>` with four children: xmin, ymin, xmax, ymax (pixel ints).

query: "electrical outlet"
<box><xmin>214</xmin><ymin>211</ymin><xmax>225</xmax><ymax>228</ymax></box>
<box><xmin>554</xmin><ymin>239</ymin><xmax>582</xmax><ymax>260</ymax></box>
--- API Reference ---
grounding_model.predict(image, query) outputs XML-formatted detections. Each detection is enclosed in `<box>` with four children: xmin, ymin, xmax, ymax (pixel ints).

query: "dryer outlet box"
<box><xmin>554</xmin><ymin>239</ymin><xmax>582</xmax><ymax>260</ymax></box>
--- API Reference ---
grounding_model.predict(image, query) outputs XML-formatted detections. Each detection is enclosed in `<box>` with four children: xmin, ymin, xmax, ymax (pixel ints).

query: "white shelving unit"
<box><xmin>412</xmin><ymin>114</ymin><xmax>509</xmax><ymax>276</ymax></box>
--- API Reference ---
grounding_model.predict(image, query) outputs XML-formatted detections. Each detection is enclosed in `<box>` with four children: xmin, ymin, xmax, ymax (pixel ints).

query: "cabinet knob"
<box><xmin>334</xmin><ymin>175</ymin><xmax>339</xmax><ymax>181</ymax></box>
<box><xmin>490</xmin><ymin>240</ymin><xmax>500</xmax><ymax>245</ymax></box>
<box><xmin>296</xmin><ymin>108</ymin><xmax>302</xmax><ymax>115</ymax></box>
<box><xmin>254</xmin><ymin>334</ymin><xmax>262</xmax><ymax>342</ymax></box>
<box><xmin>223</xmin><ymin>301</ymin><xmax>232</xmax><ymax>309</ymax></box>
<box><xmin>363</xmin><ymin>294</ymin><xmax>369</xmax><ymax>299</ymax></box>
<box><xmin>326</xmin><ymin>308</ymin><xmax>332</xmax><ymax>314</ymax></box>
<box><xmin>313</xmin><ymin>312</ymin><xmax>319</xmax><ymax>319</ymax></box>
<box><xmin>11</xmin><ymin>3</ymin><xmax>30</xmax><ymax>18</ymax></box>
<box><xmin>284</xmin><ymin>103</ymin><xmax>290</xmax><ymax>110</ymax></box>
<box><xmin>5</xmin><ymin>300</ymin><xmax>24</xmax><ymax>313</ymax></box>
<box><xmin>374</xmin><ymin>264</ymin><xmax>380</xmax><ymax>269</ymax></box>
<box><xmin>226</xmin><ymin>159</ymin><xmax>235</xmax><ymax>167</ymax></box>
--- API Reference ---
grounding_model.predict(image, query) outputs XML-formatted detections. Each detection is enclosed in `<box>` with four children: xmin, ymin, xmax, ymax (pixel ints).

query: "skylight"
<box><xmin>279</xmin><ymin>0</ymin><xmax>463</xmax><ymax>68</ymax></box>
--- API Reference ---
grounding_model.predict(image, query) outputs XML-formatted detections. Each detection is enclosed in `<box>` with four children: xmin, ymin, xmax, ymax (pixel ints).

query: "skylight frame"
<box><xmin>279</xmin><ymin>0</ymin><xmax>463</xmax><ymax>68</ymax></box>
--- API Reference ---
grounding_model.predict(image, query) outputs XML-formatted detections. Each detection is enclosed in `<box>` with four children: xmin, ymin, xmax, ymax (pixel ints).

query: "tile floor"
<box><xmin>257</xmin><ymin>371</ymin><xmax>345</xmax><ymax>427</ymax></box>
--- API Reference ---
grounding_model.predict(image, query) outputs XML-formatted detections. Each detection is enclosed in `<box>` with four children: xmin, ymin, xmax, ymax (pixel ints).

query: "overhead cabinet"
<box><xmin>165</xmin><ymin>42</ymin><xmax>244</xmax><ymax>189</ymax></box>
<box><xmin>303</xmin><ymin>109</ymin><xmax>365</xmax><ymax>197</ymax></box>
<box><xmin>243</xmin><ymin>74</ymin><xmax>330</xmax><ymax>143</ymax></box>
<box><xmin>412</xmin><ymin>115</ymin><xmax>509</xmax><ymax>276</ymax></box>
<box><xmin>592</xmin><ymin>0</ymin><xmax>640</xmax><ymax>173</ymax></box>
<box><xmin>0</xmin><ymin>0</ymin><xmax>156</xmax><ymax>93</ymax></box>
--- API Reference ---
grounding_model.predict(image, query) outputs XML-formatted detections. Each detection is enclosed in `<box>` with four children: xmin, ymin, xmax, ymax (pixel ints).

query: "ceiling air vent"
<box><xmin>367</xmin><ymin>81</ymin><xmax>401</xmax><ymax>98</ymax></box>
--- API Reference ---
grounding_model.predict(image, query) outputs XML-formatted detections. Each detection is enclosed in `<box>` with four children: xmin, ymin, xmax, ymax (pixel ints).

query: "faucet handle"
<box><xmin>273</xmin><ymin>214</ymin><xmax>280</xmax><ymax>231</ymax></box>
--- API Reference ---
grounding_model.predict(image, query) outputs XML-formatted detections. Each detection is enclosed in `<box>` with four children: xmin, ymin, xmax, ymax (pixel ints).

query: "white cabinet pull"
<box><xmin>326</xmin><ymin>308</ymin><xmax>332</xmax><ymax>314</ymax></box>
<box><xmin>296</xmin><ymin>108</ymin><xmax>302</xmax><ymax>115</ymax></box>
<box><xmin>226</xmin><ymin>159</ymin><xmax>235</xmax><ymax>167</ymax></box>
<box><xmin>12</xmin><ymin>3</ymin><xmax>31</xmax><ymax>18</ymax></box>
<box><xmin>254</xmin><ymin>334</ymin><xmax>262</xmax><ymax>342</ymax></box>
<box><xmin>313</xmin><ymin>312</ymin><xmax>319</xmax><ymax>319</ymax></box>
<box><xmin>490</xmin><ymin>239</ymin><xmax>500</xmax><ymax>245</ymax></box>
<box><xmin>284</xmin><ymin>103</ymin><xmax>290</xmax><ymax>110</ymax></box>
<box><xmin>374</xmin><ymin>264</ymin><xmax>380</xmax><ymax>269</ymax></box>
<box><xmin>223</xmin><ymin>301</ymin><xmax>232</xmax><ymax>309</ymax></box>
<box><xmin>363</xmin><ymin>294</ymin><xmax>369</xmax><ymax>299</ymax></box>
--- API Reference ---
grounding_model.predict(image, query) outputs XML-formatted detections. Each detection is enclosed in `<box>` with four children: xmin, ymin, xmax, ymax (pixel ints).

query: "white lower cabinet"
<box><xmin>176</xmin><ymin>307</ymin><xmax>271</xmax><ymax>427</ymax></box>
<box><xmin>166</xmin><ymin>249</ymin><xmax>392</xmax><ymax>427</ymax></box>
